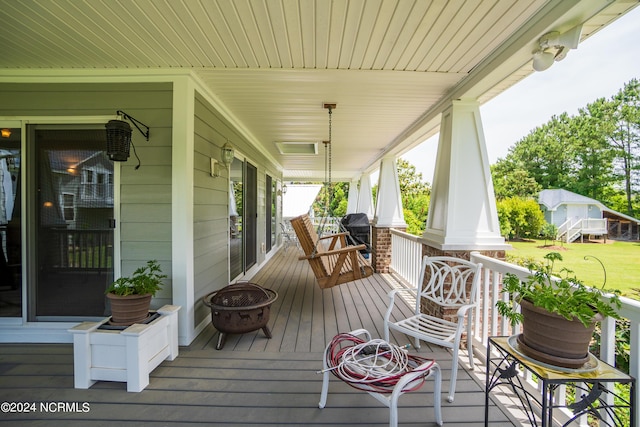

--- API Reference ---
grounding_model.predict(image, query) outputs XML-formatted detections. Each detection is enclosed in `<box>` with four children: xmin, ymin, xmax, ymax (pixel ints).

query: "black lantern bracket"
<box><xmin>117</xmin><ymin>110</ymin><xmax>150</xmax><ymax>141</ymax></box>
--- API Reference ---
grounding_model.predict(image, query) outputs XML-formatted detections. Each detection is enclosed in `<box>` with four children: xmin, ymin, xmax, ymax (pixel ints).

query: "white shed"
<box><xmin>539</xmin><ymin>189</ymin><xmax>640</xmax><ymax>242</ymax></box>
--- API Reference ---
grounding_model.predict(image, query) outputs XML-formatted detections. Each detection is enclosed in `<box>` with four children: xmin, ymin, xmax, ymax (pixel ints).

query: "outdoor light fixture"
<box><xmin>532</xmin><ymin>24</ymin><xmax>583</xmax><ymax>72</ymax></box>
<box><xmin>105</xmin><ymin>110</ymin><xmax>150</xmax><ymax>168</ymax></box>
<box><xmin>211</xmin><ymin>142</ymin><xmax>235</xmax><ymax>178</ymax></box>
<box><xmin>221</xmin><ymin>142</ymin><xmax>235</xmax><ymax>167</ymax></box>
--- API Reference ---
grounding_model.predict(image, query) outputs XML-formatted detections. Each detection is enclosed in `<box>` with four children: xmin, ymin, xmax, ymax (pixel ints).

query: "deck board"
<box><xmin>0</xmin><ymin>247</ymin><xmax>518</xmax><ymax>426</ymax></box>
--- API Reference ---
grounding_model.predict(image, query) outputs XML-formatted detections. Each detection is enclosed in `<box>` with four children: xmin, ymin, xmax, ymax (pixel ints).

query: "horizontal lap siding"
<box><xmin>0</xmin><ymin>81</ymin><xmax>174</xmax><ymax>308</ymax></box>
<box><xmin>193</xmin><ymin>94</ymin><xmax>234</xmax><ymax>327</ymax></box>
<box><xmin>193</xmin><ymin>91</ymin><xmax>282</xmax><ymax>328</ymax></box>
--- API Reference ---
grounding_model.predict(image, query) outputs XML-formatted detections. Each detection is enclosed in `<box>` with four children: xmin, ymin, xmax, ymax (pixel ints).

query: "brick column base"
<box><xmin>371</xmin><ymin>226</ymin><xmax>406</xmax><ymax>273</ymax></box>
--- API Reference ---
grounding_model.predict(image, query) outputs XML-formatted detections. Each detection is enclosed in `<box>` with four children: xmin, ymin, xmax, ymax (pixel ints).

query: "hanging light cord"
<box><xmin>327</xmin><ymin>105</ymin><xmax>332</xmax><ymax>204</ymax></box>
<box><xmin>130</xmin><ymin>140</ymin><xmax>142</xmax><ymax>170</ymax></box>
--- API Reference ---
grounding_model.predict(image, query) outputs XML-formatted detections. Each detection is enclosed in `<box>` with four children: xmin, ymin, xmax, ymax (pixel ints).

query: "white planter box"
<box><xmin>68</xmin><ymin>305</ymin><xmax>180</xmax><ymax>392</ymax></box>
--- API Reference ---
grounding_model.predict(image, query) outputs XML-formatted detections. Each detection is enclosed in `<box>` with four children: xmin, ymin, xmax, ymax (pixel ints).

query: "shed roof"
<box><xmin>538</xmin><ymin>189</ymin><xmax>605</xmax><ymax>211</ymax></box>
<box><xmin>539</xmin><ymin>189</ymin><xmax>640</xmax><ymax>224</ymax></box>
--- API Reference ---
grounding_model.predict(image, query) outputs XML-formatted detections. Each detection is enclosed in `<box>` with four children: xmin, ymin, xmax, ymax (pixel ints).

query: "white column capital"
<box><xmin>346</xmin><ymin>178</ymin><xmax>360</xmax><ymax>214</ymax></box>
<box><xmin>373</xmin><ymin>157</ymin><xmax>406</xmax><ymax>228</ymax></box>
<box><xmin>356</xmin><ymin>174</ymin><xmax>374</xmax><ymax>219</ymax></box>
<box><xmin>423</xmin><ymin>100</ymin><xmax>508</xmax><ymax>250</ymax></box>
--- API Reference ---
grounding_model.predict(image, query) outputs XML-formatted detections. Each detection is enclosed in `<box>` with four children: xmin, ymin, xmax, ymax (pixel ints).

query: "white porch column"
<box><xmin>423</xmin><ymin>100</ymin><xmax>506</xmax><ymax>250</ymax></box>
<box><xmin>356</xmin><ymin>174</ymin><xmax>375</xmax><ymax>219</ymax></box>
<box><xmin>371</xmin><ymin>157</ymin><xmax>406</xmax><ymax>273</ymax></box>
<box><xmin>172</xmin><ymin>76</ymin><xmax>195</xmax><ymax>345</ymax></box>
<box><xmin>346</xmin><ymin>178</ymin><xmax>359</xmax><ymax>214</ymax></box>
<box><xmin>373</xmin><ymin>157</ymin><xmax>406</xmax><ymax>227</ymax></box>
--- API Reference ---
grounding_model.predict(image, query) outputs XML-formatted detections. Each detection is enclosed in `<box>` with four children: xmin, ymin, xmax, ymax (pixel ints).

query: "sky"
<box><xmin>402</xmin><ymin>6</ymin><xmax>640</xmax><ymax>183</ymax></box>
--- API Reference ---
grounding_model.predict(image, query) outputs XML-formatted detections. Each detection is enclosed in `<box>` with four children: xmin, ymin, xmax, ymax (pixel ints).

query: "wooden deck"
<box><xmin>0</xmin><ymin>248</ymin><xmax>518</xmax><ymax>426</ymax></box>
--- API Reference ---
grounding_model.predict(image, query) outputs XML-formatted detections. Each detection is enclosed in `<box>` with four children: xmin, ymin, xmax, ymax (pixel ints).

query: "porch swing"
<box><xmin>290</xmin><ymin>104</ymin><xmax>374</xmax><ymax>289</ymax></box>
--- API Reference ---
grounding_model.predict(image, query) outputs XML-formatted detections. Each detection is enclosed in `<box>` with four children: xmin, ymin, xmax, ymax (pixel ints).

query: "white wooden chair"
<box><xmin>383</xmin><ymin>256</ymin><xmax>482</xmax><ymax>403</ymax></box>
<box><xmin>319</xmin><ymin>329</ymin><xmax>443</xmax><ymax>427</ymax></box>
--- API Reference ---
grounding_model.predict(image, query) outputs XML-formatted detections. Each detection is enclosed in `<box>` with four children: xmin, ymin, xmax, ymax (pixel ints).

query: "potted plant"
<box><xmin>497</xmin><ymin>252</ymin><xmax>621</xmax><ymax>368</ymax></box>
<box><xmin>105</xmin><ymin>260</ymin><xmax>166</xmax><ymax>326</ymax></box>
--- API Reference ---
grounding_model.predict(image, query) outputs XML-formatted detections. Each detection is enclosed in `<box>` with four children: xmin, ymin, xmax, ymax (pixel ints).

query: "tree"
<box><xmin>312</xmin><ymin>181</ymin><xmax>349</xmax><ymax>218</ymax></box>
<box><xmin>604</xmin><ymin>79</ymin><xmax>640</xmax><ymax>216</ymax></box>
<box><xmin>496</xmin><ymin>197</ymin><xmax>546</xmax><ymax>240</ymax></box>
<box><xmin>504</xmin><ymin>113</ymin><xmax>576</xmax><ymax>190</ymax></box>
<box><xmin>397</xmin><ymin>159</ymin><xmax>431</xmax><ymax>235</ymax></box>
<box><xmin>491</xmin><ymin>160</ymin><xmax>541</xmax><ymax>200</ymax></box>
<box><xmin>568</xmin><ymin>106</ymin><xmax>617</xmax><ymax>201</ymax></box>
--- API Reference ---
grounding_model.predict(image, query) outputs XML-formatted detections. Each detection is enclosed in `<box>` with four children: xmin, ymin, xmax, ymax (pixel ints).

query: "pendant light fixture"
<box><xmin>105</xmin><ymin>110</ymin><xmax>150</xmax><ymax>169</ymax></box>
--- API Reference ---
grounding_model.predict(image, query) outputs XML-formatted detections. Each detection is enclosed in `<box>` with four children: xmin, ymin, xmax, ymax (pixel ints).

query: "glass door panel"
<box><xmin>0</xmin><ymin>127</ymin><xmax>22</xmax><ymax>317</ymax></box>
<box><xmin>230</xmin><ymin>157</ymin><xmax>243</xmax><ymax>280</ymax></box>
<box><xmin>244</xmin><ymin>162</ymin><xmax>257</xmax><ymax>269</ymax></box>
<box><xmin>31</xmin><ymin>127</ymin><xmax>114</xmax><ymax>319</ymax></box>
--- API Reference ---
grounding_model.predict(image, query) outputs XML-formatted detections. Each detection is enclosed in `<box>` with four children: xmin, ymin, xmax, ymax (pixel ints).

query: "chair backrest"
<box><xmin>416</xmin><ymin>256</ymin><xmax>482</xmax><ymax>311</ymax></box>
<box><xmin>291</xmin><ymin>215</ymin><xmax>323</xmax><ymax>254</ymax></box>
<box><xmin>290</xmin><ymin>214</ymin><xmax>330</xmax><ymax>274</ymax></box>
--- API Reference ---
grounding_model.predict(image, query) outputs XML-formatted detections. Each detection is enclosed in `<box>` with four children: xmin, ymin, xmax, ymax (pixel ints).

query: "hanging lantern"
<box><xmin>105</xmin><ymin>119</ymin><xmax>132</xmax><ymax>161</ymax></box>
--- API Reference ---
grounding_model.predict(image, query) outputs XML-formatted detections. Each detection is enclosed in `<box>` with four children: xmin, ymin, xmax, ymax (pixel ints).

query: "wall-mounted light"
<box><xmin>211</xmin><ymin>142</ymin><xmax>235</xmax><ymax>178</ymax></box>
<box><xmin>221</xmin><ymin>142</ymin><xmax>235</xmax><ymax>167</ymax></box>
<box><xmin>282</xmin><ymin>183</ymin><xmax>288</xmax><ymax>194</ymax></box>
<box><xmin>1</xmin><ymin>129</ymin><xmax>11</xmax><ymax>138</ymax></box>
<box><xmin>105</xmin><ymin>110</ymin><xmax>150</xmax><ymax>169</ymax></box>
<box><xmin>211</xmin><ymin>158</ymin><xmax>222</xmax><ymax>178</ymax></box>
<box><xmin>532</xmin><ymin>24</ymin><xmax>582</xmax><ymax>72</ymax></box>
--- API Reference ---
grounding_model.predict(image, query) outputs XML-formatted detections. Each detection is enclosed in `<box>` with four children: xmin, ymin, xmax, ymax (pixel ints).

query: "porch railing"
<box><xmin>389</xmin><ymin>228</ymin><xmax>639</xmax><ymax>426</ymax></box>
<box><xmin>50</xmin><ymin>228</ymin><xmax>113</xmax><ymax>270</ymax></box>
<box><xmin>558</xmin><ymin>218</ymin><xmax>608</xmax><ymax>243</ymax></box>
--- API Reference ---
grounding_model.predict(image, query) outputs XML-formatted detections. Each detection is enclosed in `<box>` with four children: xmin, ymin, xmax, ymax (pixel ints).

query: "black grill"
<box><xmin>341</xmin><ymin>213</ymin><xmax>371</xmax><ymax>255</ymax></box>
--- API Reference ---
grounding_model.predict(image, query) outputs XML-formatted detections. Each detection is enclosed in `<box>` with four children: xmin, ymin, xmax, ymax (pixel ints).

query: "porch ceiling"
<box><xmin>0</xmin><ymin>0</ymin><xmax>636</xmax><ymax>181</ymax></box>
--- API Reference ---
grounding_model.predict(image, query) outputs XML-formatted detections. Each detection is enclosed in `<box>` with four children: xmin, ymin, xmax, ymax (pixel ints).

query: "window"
<box><xmin>62</xmin><ymin>193</ymin><xmax>75</xmax><ymax>221</ymax></box>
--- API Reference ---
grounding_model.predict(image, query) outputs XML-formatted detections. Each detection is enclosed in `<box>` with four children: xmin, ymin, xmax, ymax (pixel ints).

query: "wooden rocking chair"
<box><xmin>289</xmin><ymin>214</ymin><xmax>374</xmax><ymax>289</ymax></box>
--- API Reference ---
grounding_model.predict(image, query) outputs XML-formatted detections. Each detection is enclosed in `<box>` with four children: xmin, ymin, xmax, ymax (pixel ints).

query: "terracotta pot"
<box><xmin>518</xmin><ymin>298</ymin><xmax>602</xmax><ymax>369</ymax></box>
<box><xmin>106</xmin><ymin>293</ymin><xmax>152</xmax><ymax>326</ymax></box>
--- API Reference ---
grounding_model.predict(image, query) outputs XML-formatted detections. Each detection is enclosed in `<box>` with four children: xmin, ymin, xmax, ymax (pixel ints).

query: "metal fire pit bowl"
<box><xmin>203</xmin><ymin>282</ymin><xmax>278</xmax><ymax>350</ymax></box>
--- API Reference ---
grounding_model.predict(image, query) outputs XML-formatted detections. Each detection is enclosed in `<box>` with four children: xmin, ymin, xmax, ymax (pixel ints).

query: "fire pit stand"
<box><xmin>203</xmin><ymin>282</ymin><xmax>278</xmax><ymax>350</ymax></box>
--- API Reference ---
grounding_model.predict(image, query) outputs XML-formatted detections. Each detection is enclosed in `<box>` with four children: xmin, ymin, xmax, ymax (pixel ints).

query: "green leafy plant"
<box><xmin>497</xmin><ymin>252</ymin><xmax>621</xmax><ymax>327</ymax></box>
<box><xmin>105</xmin><ymin>260</ymin><xmax>166</xmax><ymax>297</ymax></box>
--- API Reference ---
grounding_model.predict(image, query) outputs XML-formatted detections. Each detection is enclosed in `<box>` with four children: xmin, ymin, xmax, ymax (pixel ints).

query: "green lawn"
<box><xmin>506</xmin><ymin>239</ymin><xmax>640</xmax><ymax>297</ymax></box>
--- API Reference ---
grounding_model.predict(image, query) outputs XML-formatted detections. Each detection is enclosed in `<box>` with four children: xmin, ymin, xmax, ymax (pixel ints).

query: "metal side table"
<box><xmin>485</xmin><ymin>336</ymin><xmax>635</xmax><ymax>427</ymax></box>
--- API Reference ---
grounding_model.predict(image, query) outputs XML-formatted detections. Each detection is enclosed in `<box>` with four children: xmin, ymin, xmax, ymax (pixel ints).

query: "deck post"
<box><xmin>372</xmin><ymin>156</ymin><xmax>406</xmax><ymax>273</ymax></box>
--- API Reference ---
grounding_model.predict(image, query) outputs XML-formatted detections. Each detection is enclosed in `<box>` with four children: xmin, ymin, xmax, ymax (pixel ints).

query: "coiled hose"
<box><xmin>324</xmin><ymin>333</ymin><xmax>435</xmax><ymax>394</ymax></box>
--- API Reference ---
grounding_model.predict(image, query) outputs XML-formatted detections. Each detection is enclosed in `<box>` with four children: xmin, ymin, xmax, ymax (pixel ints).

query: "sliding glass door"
<box><xmin>0</xmin><ymin>125</ymin><xmax>21</xmax><ymax>317</ymax></box>
<box><xmin>29</xmin><ymin>126</ymin><xmax>114</xmax><ymax>320</ymax></box>
<box><xmin>229</xmin><ymin>157</ymin><xmax>257</xmax><ymax>280</ymax></box>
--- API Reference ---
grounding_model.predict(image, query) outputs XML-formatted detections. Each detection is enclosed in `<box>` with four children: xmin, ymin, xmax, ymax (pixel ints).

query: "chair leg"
<box><xmin>448</xmin><ymin>347</ymin><xmax>459</xmax><ymax>403</ymax></box>
<box><xmin>466</xmin><ymin>325</ymin><xmax>475</xmax><ymax>370</ymax></box>
<box><xmin>431</xmin><ymin>363</ymin><xmax>443</xmax><ymax>426</ymax></box>
<box><xmin>318</xmin><ymin>370</ymin><xmax>330</xmax><ymax>409</ymax></box>
<box><xmin>388</xmin><ymin>397</ymin><xmax>399</xmax><ymax>427</ymax></box>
